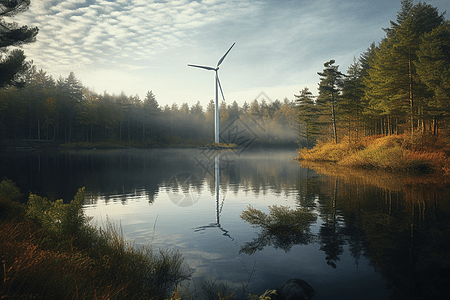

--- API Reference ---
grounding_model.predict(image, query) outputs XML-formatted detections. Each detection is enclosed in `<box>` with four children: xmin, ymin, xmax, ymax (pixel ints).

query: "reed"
<box><xmin>0</xmin><ymin>179</ymin><xmax>192</xmax><ymax>300</ymax></box>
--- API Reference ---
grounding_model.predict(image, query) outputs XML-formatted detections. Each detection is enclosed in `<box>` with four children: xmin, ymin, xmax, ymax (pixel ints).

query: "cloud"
<box><xmin>5</xmin><ymin>0</ymin><xmax>258</xmax><ymax>78</ymax></box>
<box><xmin>3</xmin><ymin>0</ymin><xmax>449</xmax><ymax>106</ymax></box>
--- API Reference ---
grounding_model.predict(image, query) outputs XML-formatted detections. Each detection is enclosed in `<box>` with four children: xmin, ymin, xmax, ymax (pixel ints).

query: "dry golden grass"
<box><xmin>298</xmin><ymin>140</ymin><xmax>353</xmax><ymax>162</ymax></box>
<box><xmin>406</xmin><ymin>150</ymin><xmax>449</xmax><ymax>172</ymax></box>
<box><xmin>0</xmin><ymin>216</ymin><xmax>190</xmax><ymax>300</ymax></box>
<box><xmin>298</xmin><ymin>134</ymin><xmax>450</xmax><ymax>174</ymax></box>
<box><xmin>0</xmin><ymin>220</ymin><xmax>117</xmax><ymax>299</ymax></box>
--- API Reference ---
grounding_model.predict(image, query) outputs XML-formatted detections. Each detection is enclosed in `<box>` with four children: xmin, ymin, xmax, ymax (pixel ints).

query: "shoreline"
<box><xmin>0</xmin><ymin>139</ymin><xmax>297</xmax><ymax>152</ymax></box>
<box><xmin>297</xmin><ymin>134</ymin><xmax>450</xmax><ymax>176</ymax></box>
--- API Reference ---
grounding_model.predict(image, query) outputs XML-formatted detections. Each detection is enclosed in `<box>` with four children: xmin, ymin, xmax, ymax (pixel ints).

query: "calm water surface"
<box><xmin>1</xmin><ymin>148</ymin><xmax>449</xmax><ymax>299</ymax></box>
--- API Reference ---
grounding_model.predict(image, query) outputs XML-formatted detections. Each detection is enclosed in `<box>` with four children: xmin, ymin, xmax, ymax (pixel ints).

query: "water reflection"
<box><xmin>1</xmin><ymin>149</ymin><xmax>450</xmax><ymax>299</ymax></box>
<box><xmin>193</xmin><ymin>153</ymin><xmax>234</xmax><ymax>241</ymax></box>
<box><xmin>239</xmin><ymin>205</ymin><xmax>316</xmax><ymax>254</ymax></box>
<box><xmin>295</xmin><ymin>162</ymin><xmax>450</xmax><ymax>299</ymax></box>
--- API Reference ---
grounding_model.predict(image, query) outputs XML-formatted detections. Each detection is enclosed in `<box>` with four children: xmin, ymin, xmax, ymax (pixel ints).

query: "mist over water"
<box><xmin>2</xmin><ymin>148</ymin><xmax>449</xmax><ymax>299</ymax></box>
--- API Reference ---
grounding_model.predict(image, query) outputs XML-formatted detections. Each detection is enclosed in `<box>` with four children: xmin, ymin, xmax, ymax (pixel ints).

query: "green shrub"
<box><xmin>0</xmin><ymin>178</ymin><xmax>23</xmax><ymax>202</ymax></box>
<box><xmin>26</xmin><ymin>188</ymin><xmax>89</xmax><ymax>237</ymax></box>
<box><xmin>0</xmin><ymin>179</ymin><xmax>25</xmax><ymax>220</ymax></box>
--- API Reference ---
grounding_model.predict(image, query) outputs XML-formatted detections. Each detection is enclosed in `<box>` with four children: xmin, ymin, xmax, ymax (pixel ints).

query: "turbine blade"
<box><xmin>217</xmin><ymin>75</ymin><xmax>226</xmax><ymax>101</ymax></box>
<box><xmin>217</xmin><ymin>42</ymin><xmax>235</xmax><ymax>67</ymax></box>
<box><xmin>187</xmin><ymin>64</ymin><xmax>216</xmax><ymax>71</ymax></box>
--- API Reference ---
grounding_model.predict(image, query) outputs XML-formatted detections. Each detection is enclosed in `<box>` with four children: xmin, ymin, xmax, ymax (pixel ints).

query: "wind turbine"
<box><xmin>188</xmin><ymin>43</ymin><xmax>235</xmax><ymax>143</ymax></box>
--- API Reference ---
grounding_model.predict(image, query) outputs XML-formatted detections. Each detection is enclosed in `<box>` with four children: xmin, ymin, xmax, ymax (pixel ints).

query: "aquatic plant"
<box><xmin>240</xmin><ymin>205</ymin><xmax>317</xmax><ymax>254</ymax></box>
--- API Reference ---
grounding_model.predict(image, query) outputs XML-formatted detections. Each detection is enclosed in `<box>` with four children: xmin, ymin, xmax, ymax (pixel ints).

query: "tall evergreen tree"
<box><xmin>241</xmin><ymin>101</ymin><xmax>250</xmax><ymax>113</ymax></box>
<box><xmin>366</xmin><ymin>1</ymin><xmax>445</xmax><ymax>134</ymax></box>
<box><xmin>415</xmin><ymin>21</ymin><xmax>450</xmax><ymax>133</ymax></box>
<box><xmin>250</xmin><ymin>99</ymin><xmax>261</xmax><ymax>117</ymax></box>
<box><xmin>142</xmin><ymin>90</ymin><xmax>160</xmax><ymax>140</ymax></box>
<box><xmin>295</xmin><ymin>87</ymin><xmax>318</xmax><ymax>147</ymax></box>
<box><xmin>358</xmin><ymin>42</ymin><xmax>379</xmax><ymax>135</ymax></box>
<box><xmin>383</xmin><ymin>0</ymin><xmax>414</xmax><ymax>37</ymax></box>
<box><xmin>190</xmin><ymin>100</ymin><xmax>204</xmax><ymax>119</ymax></box>
<box><xmin>56</xmin><ymin>72</ymin><xmax>83</xmax><ymax>142</ymax></box>
<box><xmin>341</xmin><ymin>59</ymin><xmax>364</xmax><ymax>140</ymax></box>
<box><xmin>227</xmin><ymin>100</ymin><xmax>240</xmax><ymax>120</ymax></box>
<box><xmin>0</xmin><ymin>0</ymin><xmax>38</xmax><ymax>88</ymax></box>
<box><xmin>317</xmin><ymin>60</ymin><xmax>345</xmax><ymax>143</ymax></box>
<box><xmin>143</xmin><ymin>90</ymin><xmax>159</xmax><ymax>111</ymax></box>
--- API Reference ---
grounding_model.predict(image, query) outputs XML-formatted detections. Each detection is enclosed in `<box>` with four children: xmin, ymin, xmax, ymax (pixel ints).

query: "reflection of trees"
<box><xmin>341</xmin><ymin>223</ymin><xmax>366</xmax><ymax>266</ymax></box>
<box><xmin>1</xmin><ymin>150</ymin><xmax>303</xmax><ymax>205</ymax></box>
<box><xmin>239</xmin><ymin>205</ymin><xmax>317</xmax><ymax>254</ymax></box>
<box><xmin>319</xmin><ymin>220</ymin><xmax>345</xmax><ymax>268</ymax></box>
<box><xmin>297</xmin><ymin>163</ymin><xmax>450</xmax><ymax>299</ymax></box>
<box><xmin>166</xmin><ymin>172</ymin><xmax>202</xmax><ymax>207</ymax></box>
<box><xmin>297</xmin><ymin>172</ymin><xmax>351</xmax><ymax>268</ymax></box>
<box><xmin>296</xmin><ymin>168</ymin><xmax>318</xmax><ymax>211</ymax></box>
<box><xmin>317</xmin><ymin>179</ymin><xmax>346</xmax><ymax>268</ymax></box>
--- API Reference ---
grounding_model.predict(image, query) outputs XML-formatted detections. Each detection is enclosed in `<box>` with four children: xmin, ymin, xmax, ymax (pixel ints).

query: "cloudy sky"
<box><xmin>7</xmin><ymin>0</ymin><xmax>450</xmax><ymax>107</ymax></box>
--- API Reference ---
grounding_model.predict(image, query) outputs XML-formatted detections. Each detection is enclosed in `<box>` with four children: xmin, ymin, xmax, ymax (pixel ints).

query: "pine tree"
<box><xmin>341</xmin><ymin>58</ymin><xmax>364</xmax><ymax>140</ymax></box>
<box><xmin>358</xmin><ymin>42</ymin><xmax>379</xmax><ymax>135</ymax></box>
<box><xmin>241</xmin><ymin>101</ymin><xmax>250</xmax><ymax>113</ymax></box>
<box><xmin>317</xmin><ymin>60</ymin><xmax>345</xmax><ymax>143</ymax></box>
<box><xmin>295</xmin><ymin>87</ymin><xmax>318</xmax><ymax>147</ymax></box>
<box><xmin>0</xmin><ymin>0</ymin><xmax>38</xmax><ymax>87</ymax></box>
<box><xmin>227</xmin><ymin>100</ymin><xmax>240</xmax><ymax>120</ymax></box>
<box><xmin>415</xmin><ymin>22</ymin><xmax>450</xmax><ymax>133</ymax></box>
<box><xmin>365</xmin><ymin>40</ymin><xmax>405</xmax><ymax>135</ymax></box>
<box><xmin>143</xmin><ymin>90</ymin><xmax>159</xmax><ymax>111</ymax></box>
<box><xmin>249</xmin><ymin>99</ymin><xmax>261</xmax><ymax>117</ymax></box>
<box><xmin>365</xmin><ymin>1</ymin><xmax>445</xmax><ymax>134</ymax></box>
<box><xmin>142</xmin><ymin>90</ymin><xmax>160</xmax><ymax>141</ymax></box>
<box><xmin>383</xmin><ymin>0</ymin><xmax>414</xmax><ymax>37</ymax></box>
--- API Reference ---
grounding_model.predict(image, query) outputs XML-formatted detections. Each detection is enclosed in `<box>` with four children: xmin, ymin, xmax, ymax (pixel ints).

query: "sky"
<box><xmin>6</xmin><ymin>0</ymin><xmax>450</xmax><ymax>108</ymax></box>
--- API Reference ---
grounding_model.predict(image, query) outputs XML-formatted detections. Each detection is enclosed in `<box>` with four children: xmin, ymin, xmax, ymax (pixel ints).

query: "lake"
<box><xmin>1</xmin><ymin>147</ymin><xmax>449</xmax><ymax>300</ymax></box>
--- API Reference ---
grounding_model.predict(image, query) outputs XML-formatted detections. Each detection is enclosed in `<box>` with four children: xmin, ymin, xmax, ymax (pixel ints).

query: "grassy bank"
<box><xmin>298</xmin><ymin>134</ymin><xmax>450</xmax><ymax>174</ymax></box>
<box><xmin>0</xmin><ymin>179</ymin><xmax>191</xmax><ymax>300</ymax></box>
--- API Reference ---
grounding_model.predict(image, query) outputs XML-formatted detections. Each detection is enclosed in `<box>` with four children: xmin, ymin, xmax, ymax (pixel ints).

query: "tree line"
<box><xmin>297</xmin><ymin>0</ymin><xmax>450</xmax><ymax>146</ymax></box>
<box><xmin>1</xmin><ymin>1</ymin><xmax>299</xmax><ymax>147</ymax></box>
<box><xmin>0</xmin><ymin>66</ymin><xmax>299</xmax><ymax>146</ymax></box>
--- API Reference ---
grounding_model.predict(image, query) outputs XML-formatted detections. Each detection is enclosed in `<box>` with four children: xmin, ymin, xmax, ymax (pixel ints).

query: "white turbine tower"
<box><xmin>188</xmin><ymin>43</ymin><xmax>235</xmax><ymax>143</ymax></box>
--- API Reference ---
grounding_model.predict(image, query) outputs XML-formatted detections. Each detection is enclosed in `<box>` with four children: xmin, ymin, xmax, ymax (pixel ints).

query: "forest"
<box><xmin>1</xmin><ymin>0</ymin><xmax>449</xmax><ymax>150</ymax></box>
<box><xmin>0</xmin><ymin>68</ymin><xmax>299</xmax><ymax>147</ymax></box>
<box><xmin>297</xmin><ymin>0</ymin><xmax>450</xmax><ymax>146</ymax></box>
<box><xmin>0</xmin><ymin>2</ymin><xmax>298</xmax><ymax>148</ymax></box>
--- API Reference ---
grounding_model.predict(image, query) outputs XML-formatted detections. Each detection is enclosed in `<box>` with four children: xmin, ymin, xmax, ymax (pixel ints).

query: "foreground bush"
<box><xmin>0</xmin><ymin>179</ymin><xmax>192</xmax><ymax>300</ymax></box>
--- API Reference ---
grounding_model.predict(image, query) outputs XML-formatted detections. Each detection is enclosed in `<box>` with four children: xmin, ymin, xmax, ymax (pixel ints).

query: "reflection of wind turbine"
<box><xmin>188</xmin><ymin>43</ymin><xmax>235</xmax><ymax>143</ymax></box>
<box><xmin>193</xmin><ymin>153</ymin><xmax>234</xmax><ymax>241</ymax></box>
